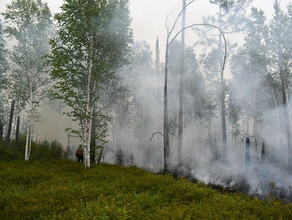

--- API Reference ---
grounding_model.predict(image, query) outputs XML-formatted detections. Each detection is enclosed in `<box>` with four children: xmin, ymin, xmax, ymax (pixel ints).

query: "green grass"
<box><xmin>0</xmin><ymin>159</ymin><xmax>291</xmax><ymax>219</ymax></box>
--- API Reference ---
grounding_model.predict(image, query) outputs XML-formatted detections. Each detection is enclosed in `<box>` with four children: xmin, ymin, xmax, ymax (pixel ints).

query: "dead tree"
<box><xmin>5</xmin><ymin>100</ymin><xmax>15</xmax><ymax>143</ymax></box>
<box><xmin>164</xmin><ymin>0</ymin><xmax>196</xmax><ymax>172</ymax></box>
<box><xmin>163</xmin><ymin>0</ymin><xmax>227</xmax><ymax>171</ymax></box>
<box><xmin>168</xmin><ymin>22</ymin><xmax>227</xmax><ymax>164</ymax></box>
<box><xmin>261</xmin><ymin>142</ymin><xmax>265</xmax><ymax>161</ymax></box>
<box><xmin>245</xmin><ymin>137</ymin><xmax>250</xmax><ymax>164</ymax></box>
<box><xmin>15</xmin><ymin>116</ymin><xmax>20</xmax><ymax>142</ymax></box>
<box><xmin>178</xmin><ymin>0</ymin><xmax>186</xmax><ymax>166</ymax></box>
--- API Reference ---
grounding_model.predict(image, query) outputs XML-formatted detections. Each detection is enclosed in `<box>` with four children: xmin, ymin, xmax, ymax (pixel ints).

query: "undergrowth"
<box><xmin>0</xmin><ymin>136</ymin><xmax>64</xmax><ymax>161</ymax></box>
<box><xmin>1</xmin><ymin>159</ymin><xmax>292</xmax><ymax>219</ymax></box>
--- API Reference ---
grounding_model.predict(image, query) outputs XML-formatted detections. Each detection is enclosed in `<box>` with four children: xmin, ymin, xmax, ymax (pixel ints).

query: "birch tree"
<box><xmin>50</xmin><ymin>0</ymin><xmax>132</xmax><ymax>168</ymax></box>
<box><xmin>0</xmin><ymin>21</ymin><xmax>8</xmax><ymax>87</ymax></box>
<box><xmin>0</xmin><ymin>21</ymin><xmax>8</xmax><ymax>140</ymax></box>
<box><xmin>3</xmin><ymin>0</ymin><xmax>53</xmax><ymax>160</ymax></box>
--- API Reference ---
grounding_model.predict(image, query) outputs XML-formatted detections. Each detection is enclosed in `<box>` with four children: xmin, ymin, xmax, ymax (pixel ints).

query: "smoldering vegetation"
<box><xmin>99</xmin><ymin>2</ymin><xmax>292</xmax><ymax>201</ymax></box>
<box><xmin>99</xmin><ymin>40</ymin><xmax>292</xmax><ymax>202</ymax></box>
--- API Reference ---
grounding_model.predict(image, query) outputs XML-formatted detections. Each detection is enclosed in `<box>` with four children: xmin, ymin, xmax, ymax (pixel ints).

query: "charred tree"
<box><xmin>155</xmin><ymin>37</ymin><xmax>162</xmax><ymax>168</ymax></box>
<box><xmin>5</xmin><ymin>100</ymin><xmax>15</xmax><ymax>143</ymax></box>
<box><xmin>0</xmin><ymin>121</ymin><xmax>3</xmax><ymax>141</ymax></box>
<box><xmin>245</xmin><ymin>137</ymin><xmax>250</xmax><ymax>164</ymax></box>
<box><xmin>155</xmin><ymin>37</ymin><xmax>161</xmax><ymax>100</ymax></box>
<box><xmin>163</xmin><ymin>0</ymin><xmax>196</xmax><ymax>172</ymax></box>
<box><xmin>15</xmin><ymin>115</ymin><xmax>20</xmax><ymax>142</ymax></box>
<box><xmin>218</xmin><ymin>5</ymin><xmax>227</xmax><ymax>161</ymax></box>
<box><xmin>261</xmin><ymin>142</ymin><xmax>265</xmax><ymax>161</ymax></box>
<box><xmin>164</xmin><ymin>38</ymin><xmax>170</xmax><ymax>173</ymax></box>
<box><xmin>178</xmin><ymin>0</ymin><xmax>186</xmax><ymax>166</ymax></box>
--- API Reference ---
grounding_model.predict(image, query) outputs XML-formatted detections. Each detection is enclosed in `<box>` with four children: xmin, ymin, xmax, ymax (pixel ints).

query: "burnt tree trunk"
<box><xmin>178</xmin><ymin>0</ymin><xmax>186</xmax><ymax>166</ymax></box>
<box><xmin>0</xmin><ymin>120</ymin><xmax>3</xmax><ymax>141</ymax></box>
<box><xmin>164</xmin><ymin>39</ymin><xmax>170</xmax><ymax>173</ymax></box>
<box><xmin>261</xmin><ymin>142</ymin><xmax>265</xmax><ymax>161</ymax></box>
<box><xmin>16</xmin><ymin>116</ymin><xmax>20</xmax><ymax>143</ymax></box>
<box><xmin>155</xmin><ymin>37</ymin><xmax>162</xmax><ymax>169</ymax></box>
<box><xmin>245</xmin><ymin>137</ymin><xmax>250</xmax><ymax>164</ymax></box>
<box><xmin>218</xmin><ymin>6</ymin><xmax>227</xmax><ymax>160</ymax></box>
<box><xmin>6</xmin><ymin>100</ymin><xmax>15</xmax><ymax>143</ymax></box>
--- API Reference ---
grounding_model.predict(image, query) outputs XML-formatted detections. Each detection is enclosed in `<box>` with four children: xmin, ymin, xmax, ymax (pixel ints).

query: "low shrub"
<box><xmin>0</xmin><ymin>138</ymin><xmax>65</xmax><ymax>161</ymax></box>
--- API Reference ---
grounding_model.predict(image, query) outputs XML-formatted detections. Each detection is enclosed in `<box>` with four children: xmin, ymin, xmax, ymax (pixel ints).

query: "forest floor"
<box><xmin>1</xmin><ymin>159</ymin><xmax>292</xmax><ymax>219</ymax></box>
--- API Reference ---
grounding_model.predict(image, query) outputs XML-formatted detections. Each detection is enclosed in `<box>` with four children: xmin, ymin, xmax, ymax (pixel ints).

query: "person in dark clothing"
<box><xmin>75</xmin><ymin>145</ymin><xmax>84</xmax><ymax>162</ymax></box>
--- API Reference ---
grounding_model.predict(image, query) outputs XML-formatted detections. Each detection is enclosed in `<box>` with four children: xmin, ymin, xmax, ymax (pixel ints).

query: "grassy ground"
<box><xmin>1</xmin><ymin>159</ymin><xmax>292</xmax><ymax>219</ymax></box>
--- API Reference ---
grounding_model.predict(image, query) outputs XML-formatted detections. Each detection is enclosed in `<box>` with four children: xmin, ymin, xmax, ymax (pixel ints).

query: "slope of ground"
<box><xmin>0</xmin><ymin>159</ymin><xmax>291</xmax><ymax>219</ymax></box>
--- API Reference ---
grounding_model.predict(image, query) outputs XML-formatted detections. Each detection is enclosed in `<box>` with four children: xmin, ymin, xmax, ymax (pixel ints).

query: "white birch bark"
<box><xmin>25</xmin><ymin>76</ymin><xmax>33</xmax><ymax>161</ymax></box>
<box><xmin>84</xmin><ymin>32</ymin><xmax>94</xmax><ymax>168</ymax></box>
<box><xmin>25</xmin><ymin>125</ymin><xmax>29</xmax><ymax>161</ymax></box>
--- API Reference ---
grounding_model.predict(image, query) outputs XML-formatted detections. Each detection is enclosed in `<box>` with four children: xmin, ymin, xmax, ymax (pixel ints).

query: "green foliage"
<box><xmin>3</xmin><ymin>0</ymin><xmax>53</xmax><ymax>137</ymax></box>
<box><xmin>0</xmin><ymin>139</ymin><xmax>64</xmax><ymax>161</ymax></box>
<box><xmin>50</xmin><ymin>0</ymin><xmax>133</xmax><ymax>143</ymax></box>
<box><xmin>1</xmin><ymin>159</ymin><xmax>292</xmax><ymax>219</ymax></box>
<box><xmin>0</xmin><ymin>21</ymin><xmax>8</xmax><ymax>84</ymax></box>
<box><xmin>0</xmin><ymin>21</ymin><xmax>9</xmax><ymax>125</ymax></box>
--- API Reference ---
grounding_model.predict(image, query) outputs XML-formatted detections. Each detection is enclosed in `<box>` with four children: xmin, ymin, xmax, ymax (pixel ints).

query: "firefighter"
<box><xmin>75</xmin><ymin>145</ymin><xmax>84</xmax><ymax>162</ymax></box>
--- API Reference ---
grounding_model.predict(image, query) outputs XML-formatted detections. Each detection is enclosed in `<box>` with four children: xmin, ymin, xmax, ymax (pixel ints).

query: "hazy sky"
<box><xmin>0</xmin><ymin>0</ymin><xmax>291</xmax><ymax>55</ymax></box>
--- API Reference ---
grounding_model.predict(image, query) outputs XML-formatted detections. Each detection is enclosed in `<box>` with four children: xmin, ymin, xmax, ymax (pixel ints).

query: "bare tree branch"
<box><xmin>166</xmin><ymin>0</ymin><xmax>197</xmax><ymax>39</ymax></box>
<box><xmin>150</xmin><ymin>132</ymin><xmax>164</xmax><ymax>142</ymax></box>
<box><xmin>168</xmin><ymin>23</ymin><xmax>227</xmax><ymax>78</ymax></box>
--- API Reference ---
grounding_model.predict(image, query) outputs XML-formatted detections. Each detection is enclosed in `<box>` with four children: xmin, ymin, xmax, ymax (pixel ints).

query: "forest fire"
<box><xmin>1</xmin><ymin>0</ymin><xmax>292</xmax><ymax>217</ymax></box>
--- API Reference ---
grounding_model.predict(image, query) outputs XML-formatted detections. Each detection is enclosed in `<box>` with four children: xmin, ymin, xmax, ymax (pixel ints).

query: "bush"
<box><xmin>0</xmin><ymin>138</ymin><xmax>65</xmax><ymax>161</ymax></box>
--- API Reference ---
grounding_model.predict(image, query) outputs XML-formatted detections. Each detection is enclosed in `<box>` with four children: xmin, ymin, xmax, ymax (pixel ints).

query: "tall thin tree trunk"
<box><xmin>245</xmin><ymin>137</ymin><xmax>250</xmax><ymax>164</ymax></box>
<box><xmin>28</xmin><ymin>128</ymin><xmax>32</xmax><ymax>157</ymax></box>
<box><xmin>253</xmin><ymin>116</ymin><xmax>258</xmax><ymax>149</ymax></box>
<box><xmin>270</xmin><ymin>92</ymin><xmax>285</xmax><ymax>163</ymax></box>
<box><xmin>178</xmin><ymin>0</ymin><xmax>186</xmax><ymax>166</ymax></box>
<box><xmin>84</xmin><ymin>31</ymin><xmax>95</xmax><ymax>168</ymax></box>
<box><xmin>281</xmin><ymin>71</ymin><xmax>292</xmax><ymax>166</ymax></box>
<box><xmin>6</xmin><ymin>100</ymin><xmax>15</xmax><ymax>143</ymax></box>
<box><xmin>271</xmin><ymin>92</ymin><xmax>281</xmax><ymax>130</ymax></box>
<box><xmin>0</xmin><ymin>120</ymin><xmax>3</xmax><ymax>141</ymax></box>
<box><xmin>25</xmin><ymin>76</ymin><xmax>34</xmax><ymax>161</ymax></box>
<box><xmin>164</xmin><ymin>40</ymin><xmax>170</xmax><ymax>172</ymax></box>
<box><xmin>253</xmin><ymin>93</ymin><xmax>258</xmax><ymax>155</ymax></box>
<box><xmin>90</xmin><ymin>105</ymin><xmax>96</xmax><ymax>164</ymax></box>
<box><xmin>16</xmin><ymin>116</ymin><xmax>20</xmax><ymax>143</ymax></box>
<box><xmin>218</xmin><ymin>6</ymin><xmax>227</xmax><ymax>160</ymax></box>
<box><xmin>25</xmin><ymin>118</ymin><xmax>30</xmax><ymax>161</ymax></box>
<box><xmin>155</xmin><ymin>37</ymin><xmax>161</xmax><ymax>169</ymax></box>
<box><xmin>155</xmin><ymin>37</ymin><xmax>161</xmax><ymax>101</ymax></box>
<box><xmin>221</xmin><ymin>79</ymin><xmax>227</xmax><ymax>158</ymax></box>
<box><xmin>261</xmin><ymin>142</ymin><xmax>265</xmax><ymax>161</ymax></box>
<box><xmin>84</xmin><ymin>76</ymin><xmax>92</xmax><ymax>168</ymax></box>
<box><xmin>247</xmin><ymin>118</ymin><xmax>250</xmax><ymax>137</ymax></box>
<box><xmin>86</xmin><ymin>111</ymin><xmax>93</xmax><ymax>168</ymax></box>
